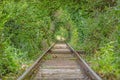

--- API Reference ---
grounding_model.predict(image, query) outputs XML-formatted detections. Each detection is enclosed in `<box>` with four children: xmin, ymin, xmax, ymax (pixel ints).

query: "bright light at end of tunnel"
<box><xmin>56</xmin><ymin>35</ymin><xmax>65</xmax><ymax>41</ymax></box>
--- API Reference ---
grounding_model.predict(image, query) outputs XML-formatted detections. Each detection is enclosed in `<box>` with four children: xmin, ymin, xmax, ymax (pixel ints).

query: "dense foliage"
<box><xmin>0</xmin><ymin>0</ymin><xmax>120</xmax><ymax>80</ymax></box>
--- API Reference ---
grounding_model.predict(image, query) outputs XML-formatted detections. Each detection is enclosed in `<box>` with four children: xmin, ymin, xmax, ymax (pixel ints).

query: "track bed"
<box><xmin>17</xmin><ymin>42</ymin><xmax>102</xmax><ymax>80</ymax></box>
<box><xmin>34</xmin><ymin>43</ymin><xmax>90</xmax><ymax>80</ymax></box>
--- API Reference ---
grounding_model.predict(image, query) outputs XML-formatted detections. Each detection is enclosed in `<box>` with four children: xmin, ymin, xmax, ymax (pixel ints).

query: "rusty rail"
<box><xmin>17</xmin><ymin>42</ymin><xmax>56</xmax><ymax>80</ymax></box>
<box><xmin>66</xmin><ymin>42</ymin><xmax>102</xmax><ymax>80</ymax></box>
<box><xmin>18</xmin><ymin>41</ymin><xmax>102</xmax><ymax>80</ymax></box>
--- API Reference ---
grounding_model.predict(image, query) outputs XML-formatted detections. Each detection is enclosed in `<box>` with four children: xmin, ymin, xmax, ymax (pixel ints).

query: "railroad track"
<box><xmin>17</xmin><ymin>41</ymin><xmax>102</xmax><ymax>80</ymax></box>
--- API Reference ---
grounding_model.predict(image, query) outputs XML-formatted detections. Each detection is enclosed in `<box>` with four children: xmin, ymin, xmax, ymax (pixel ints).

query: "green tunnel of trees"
<box><xmin>0</xmin><ymin>0</ymin><xmax>120</xmax><ymax>80</ymax></box>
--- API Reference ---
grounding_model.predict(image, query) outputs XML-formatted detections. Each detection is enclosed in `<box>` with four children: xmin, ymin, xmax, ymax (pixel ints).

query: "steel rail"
<box><xmin>18</xmin><ymin>41</ymin><xmax>102</xmax><ymax>80</ymax></box>
<box><xmin>17</xmin><ymin>42</ymin><xmax>56</xmax><ymax>80</ymax></box>
<box><xmin>66</xmin><ymin>42</ymin><xmax>102</xmax><ymax>80</ymax></box>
